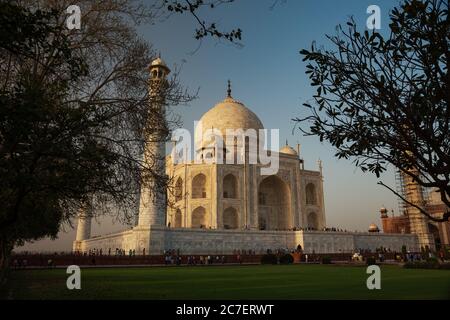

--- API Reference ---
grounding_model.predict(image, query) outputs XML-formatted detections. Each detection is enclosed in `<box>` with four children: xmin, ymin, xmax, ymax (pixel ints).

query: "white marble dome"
<box><xmin>195</xmin><ymin>96</ymin><xmax>264</xmax><ymax>148</ymax></box>
<box><xmin>368</xmin><ymin>223</ymin><xmax>380</xmax><ymax>232</ymax></box>
<box><xmin>149</xmin><ymin>57</ymin><xmax>170</xmax><ymax>77</ymax></box>
<box><xmin>150</xmin><ymin>57</ymin><xmax>167</xmax><ymax>68</ymax></box>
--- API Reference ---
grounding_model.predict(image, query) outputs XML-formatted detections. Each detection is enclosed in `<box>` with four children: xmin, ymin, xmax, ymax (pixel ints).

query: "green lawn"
<box><xmin>2</xmin><ymin>264</ymin><xmax>449</xmax><ymax>300</ymax></box>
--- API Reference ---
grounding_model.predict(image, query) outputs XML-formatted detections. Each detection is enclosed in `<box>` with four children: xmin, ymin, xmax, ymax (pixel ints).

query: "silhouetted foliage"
<box><xmin>404</xmin><ymin>261</ymin><xmax>450</xmax><ymax>269</ymax></box>
<box><xmin>0</xmin><ymin>2</ymin><xmax>90</xmax><ymax>281</ymax></box>
<box><xmin>261</xmin><ymin>253</ymin><xmax>278</xmax><ymax>264</ymax></box>
<box><xmin>0</xmin><ymin>1</ymin><xmax>194</xmax><ymax>282</ymax></box>
<box><xmin>279</xmin><ymin>253</ymin><xmax>294</xmax><ymax>264</ymax></box>
<box><xmin>297</xmin><ymin>0</ymin><xmax>449</xmax><ymax>222</ymax></box>
<box><xmin>366</xmin><ymin>257</ymin><xmax>377</xmax><ymax>266</ymax></box>
<box><xmin>321</xmin><ymin>256</ymin><xmax>332</xmax><ymax>264</ymax></box>
<box><xmin>163</xmin><ymin>0</ymin><xmax>242</xmax><ymax>42</ymax></box>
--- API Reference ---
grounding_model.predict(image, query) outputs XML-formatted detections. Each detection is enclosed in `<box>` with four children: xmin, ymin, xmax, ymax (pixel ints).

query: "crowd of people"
<box><xmin>72</xmin><ymin>248</ymin><xmax>138</xmax><ymax>257</ymax></box>
<box><xmin>163</xmin><ymin>254</ymin><xmax>232</xmax><ymax>266</ymax></box>
<box><xmin>12</xmin><ymin>242</ymin><xmax>448</xmax><ymax>269</ymax></box>
<box><xmin>176</xmin><ymin>225</ymin><xmax>362</xmax><ymax>232</ymax></box>
<box><xmin>260</xmin><ymin>226</ymin><xmax>352</xmax><ymax>232</ymax></box>
<box><xmin>56</xmin><ymin>247</ymin><xmax>294</xmax><ymax>257</ymax></box>
<box><xmin>11</xmin><ymin>258</ymin><xmax>28</xmax><ymax>269</ymax></box>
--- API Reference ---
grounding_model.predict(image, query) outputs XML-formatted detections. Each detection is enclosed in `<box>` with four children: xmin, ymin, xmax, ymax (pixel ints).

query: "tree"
<box><xmin>296</xmin><ymin>0</ymin><xmax>449</xmax><ymax>222</ymax></box>
<box><xmin>0</xmin><ymin>2</ymin><xmax>93</xmax><ymax>280</ymax></box>
<box><xmin>162</xmin><ymin>0</ymin><xmax>242</xmax><ymax>42</ymax></box>
<box><xmin>0</xmin><ymin>0</ymin><xmax>193</xmax><ymax>281</ymax></box>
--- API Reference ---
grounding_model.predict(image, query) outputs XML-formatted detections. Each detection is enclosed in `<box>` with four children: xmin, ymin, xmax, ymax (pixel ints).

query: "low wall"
<box><xmin>75</xmin><ymin>226</ymin><xmax>419</xmax><ymax>255</ymax></box>
<box><xmin>301</xmin><ymin>231</ymin><xmax>419</xmax><ymax>253</ymax></box>
<box><xmin>354</xmin><ymin>233</ymin><xmax>419</xmax><ymax>252</ymax></box>
<box><xmin>151</xmin><ymin>227</ymin><xmax>302</xmax><ymax>255</ymax></box>
<box><xmin>76</xmin><ymin>227</ymin><xmax>151</xmax><ymax>254</ymax></box>
<box><xmin>10</xmin><ymin>251</ymin><xmax>405</xmax><ymax>268</ymax></box>
<box><xmin>9</xmin><ymin>253</ymin><xmax>263</xmax><ymax>267</ymax></box>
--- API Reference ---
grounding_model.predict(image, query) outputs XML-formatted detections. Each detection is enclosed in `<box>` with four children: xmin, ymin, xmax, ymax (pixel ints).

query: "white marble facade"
<box><xmin>76</xmin><ymin>227</ymin><xmax>419</xmax><ymax>255</ymax></box>
<box><xmin>73</xmin><ymin>58</ymin><xmax>419</xmax><ymax>255</ymax></box>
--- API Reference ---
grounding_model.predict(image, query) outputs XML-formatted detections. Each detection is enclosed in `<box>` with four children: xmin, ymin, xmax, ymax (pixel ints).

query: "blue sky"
<box><xmin>20</xmin><ymin>0</ymin><xmax>405</xmax><ymax>252</ymax></box>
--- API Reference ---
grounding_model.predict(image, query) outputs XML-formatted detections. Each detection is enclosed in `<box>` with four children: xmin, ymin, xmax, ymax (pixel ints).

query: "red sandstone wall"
<box><xmin>381</xmin><ymin>216</ymin><xmax>410</xmax><ymax>234</ymax></box>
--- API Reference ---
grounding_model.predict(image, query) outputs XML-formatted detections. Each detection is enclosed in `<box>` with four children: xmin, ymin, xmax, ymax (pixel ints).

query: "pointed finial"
<box><xmin>227</xmin><ymin>80</ymin><xmax>232</xmax><ymax>97</ymax></box>
<box><xmin>285</xmin><ymin>139</ymin><xmax>288</xmax><ymax>146</ymax></box>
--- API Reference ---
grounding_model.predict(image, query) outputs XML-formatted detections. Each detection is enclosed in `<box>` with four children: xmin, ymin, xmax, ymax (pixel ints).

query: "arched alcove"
<box><xmin>307</xmin><ymin>212</ymin><xmax>319</xmax><ymax>230</ymax></box>
<box><xmin>258</xmin><ymin>175</ymin><xmax>292</xmax><ymax>230</ymax></box>
<box><xmin>223</xmin><ymin>207</ymin><xmax>238</xmax><ymax>229</ymax></box>
<box><xmin>306</xmin><ymin>183</ymin><xmax>317</xmax><ymax>205</ymax></box>
<box><xmin>175</xmin><ymin>177</ymin><xmax>183</xmax><ymax>202</ymax></box>
<box><xmin>174</xmin><ymin>209</ymin><xmax>182</xmax><ymax>228</ymax></box>
<box><xmin>223</xmin><ymin>174</ymin><xmax>238</xmax><ymax>198</ymax></box>
<box><xmin>192</xmin><ymin>206</ymin><xmax>207</xmax><ymax>228</ymax></box>
<box><xmin>192</xmin><ymin>173</ymin><xmax>208</xmax><ymax>199</ymax></box>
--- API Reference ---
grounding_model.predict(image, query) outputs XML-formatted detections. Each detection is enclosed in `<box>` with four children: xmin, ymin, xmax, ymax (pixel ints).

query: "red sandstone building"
<box><xmin>380</xmin><ymin>189</ymin><xmax>450</xmax><ymax>250</ymax></box>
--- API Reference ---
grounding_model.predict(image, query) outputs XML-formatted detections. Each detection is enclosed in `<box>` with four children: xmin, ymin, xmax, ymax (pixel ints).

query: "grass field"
<box><xmin>2</xmin><ymin>264</ymin><xmax>449</xmax><ymax>300</ymax></box>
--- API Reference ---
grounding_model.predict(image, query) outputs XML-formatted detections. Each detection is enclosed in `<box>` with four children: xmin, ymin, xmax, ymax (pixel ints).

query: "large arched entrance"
<box><xmin>428</xmin><ymin>223</ymin><xmax>441</xmax><ymax>250</ymax></box>
<box><xmin>258</xmin><ymin>175</ymin><xmax>292</xmax><ymax>230</ymax></box>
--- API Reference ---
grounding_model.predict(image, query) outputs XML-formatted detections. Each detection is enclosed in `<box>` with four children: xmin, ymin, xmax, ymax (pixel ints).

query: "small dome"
<box><xmin>151</xmin><ymin>57</ymin><xmax>167</xmax><ymax>67</ymax></box>
<box><xmin>368</xmin><ymin>223</ymin><xmax>380</xmax><ymax>232</ymax></box>
<box><xmin>195</xmin><ymin>96</ymin><xmax>264</xmax><ymax>148</ymax></box>
<box><xmin>149</xmin><ymin>57</ymin><xmax>170</xmax><ymax>74</ymax></box>
<box><xmin>380</xmin><ymin>207</ymin><xmax>388</xmax><ymax>217</ymax></box>
<box><xmin>280</xmin><ymin>145</ymin><xmax>298</xmax><ymax>156</ymax></box>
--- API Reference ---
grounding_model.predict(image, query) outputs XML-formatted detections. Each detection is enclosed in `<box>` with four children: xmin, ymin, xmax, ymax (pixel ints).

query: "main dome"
<box><xmin>195</xmin><ymin>96</ymin><xmax>264</xmax><ymax>145</ymax></box>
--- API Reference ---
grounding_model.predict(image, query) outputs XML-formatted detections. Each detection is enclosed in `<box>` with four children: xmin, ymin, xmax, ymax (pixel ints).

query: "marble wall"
<box><xmin>76</xmin><ymin>227</ymin><xmax>419</xmax><ymax>255</ymax></box>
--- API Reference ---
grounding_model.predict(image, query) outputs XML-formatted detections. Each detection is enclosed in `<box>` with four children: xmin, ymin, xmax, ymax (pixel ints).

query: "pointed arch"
<box><xmin>223</xmin><ymin>207</ymin><xmax>238</xmax><ymax>229</ymax></box>
<box><xmin>174</xmin><ymin>209</ymin><xmax>182</xmax><ymax>228</ymax></box>
<box><xmin>258</xmin><ymin>175</ymin><xmax>292</xmax><ymax>230</ymax></box>
<box><xmin>307</xmin><ymin>212</ymin><xmax>319</xmax><ymax>230</ymax></box>
<box><xmin>192</xmin><ymin>206</ymin><xmax>207</xmax><ymax>228</ymax></box>
<box><xmin>192</xmin><ymin>173</ymin><xmax>208</xmax><ymax>199</ymax></box>
<box><xmin>175</xmin><ymin>177</ymin><xmax>183</xmax><ymax>202</ymax></box>
<box><xmin>306</xmin><ymin>183</ymin><xmax>317</xmax><ymax>205</ymax></box>
<box><xmin>428</xmin><ymin>223</ymin><xmax>441</xmax><ymax>251</ymax></box>
<box><xmin>223</xmin><ymin>173</ymin><xmax>238</xmax><ymax>198</ymax></box>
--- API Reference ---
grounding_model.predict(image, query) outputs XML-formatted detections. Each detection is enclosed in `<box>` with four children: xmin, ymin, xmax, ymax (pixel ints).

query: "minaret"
<box><xmin>402</xmin><ymin>169</ymin><xmax>435</xmax><ymax>250</ymax></box>
<box><xmin>137</xmin><ymin>57</ymin><xmax>170</xmax><ymax>227</ymax></box>
<box><xmin>380</xmin><ymin>207</ymin><xmax>389</xmax><ymax>233</ymax></box>
<box><xmin>73</xmin><ymin>204</ymin><xmax>92</xmax><ymax>252</ymax></box>
<box><xmin>317</xmin><ymin>159</ymin><xmax>323</xmax><ymax>176</ymax></box>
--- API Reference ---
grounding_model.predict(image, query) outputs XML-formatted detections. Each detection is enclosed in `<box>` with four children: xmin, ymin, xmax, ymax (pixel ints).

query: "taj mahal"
<box><xmin>72</xmin><ymin>58</ymin><xmax>420</xmax><ymax>255</ymax></box>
